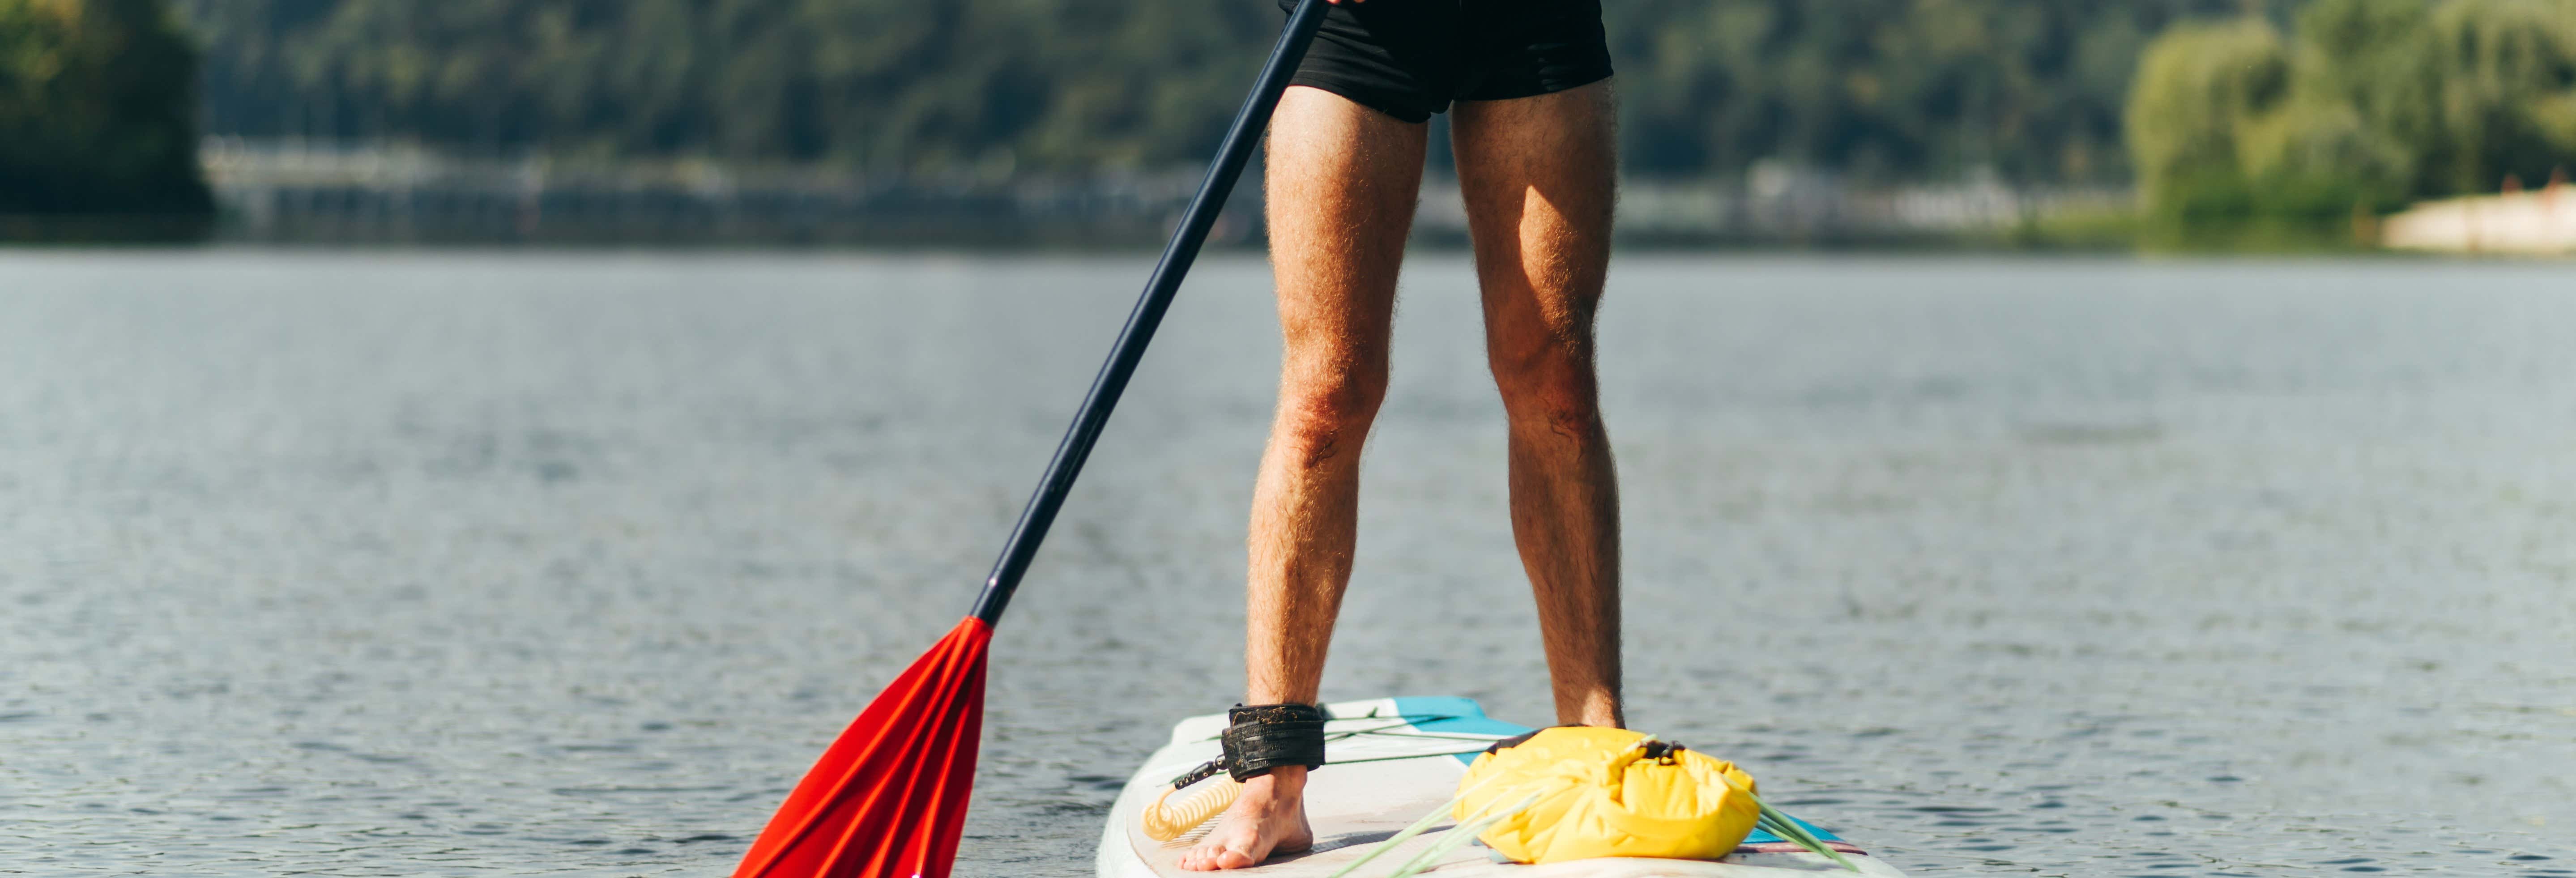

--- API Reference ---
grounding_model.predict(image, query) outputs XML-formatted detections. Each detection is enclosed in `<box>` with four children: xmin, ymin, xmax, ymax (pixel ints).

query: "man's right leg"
<box><xmin>1178</xmin><ymin>84</ymin><xmax>1425</xmax><ymax>872</ymax></box>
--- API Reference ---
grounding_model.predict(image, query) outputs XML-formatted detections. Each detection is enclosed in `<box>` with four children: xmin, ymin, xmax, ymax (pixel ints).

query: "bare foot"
<box><xmin>1177</xmin><ymin>767</ymin><xmax>1314</xmax><ymax>870</ymax></box>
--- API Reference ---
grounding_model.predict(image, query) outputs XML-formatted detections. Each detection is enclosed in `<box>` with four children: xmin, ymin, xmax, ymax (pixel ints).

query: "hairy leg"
<box><xmin>1450</xmin><ymin>79</ymin><xmax>1623</xmax><ymax>729</ymax></box>
<box><xmin>1180</xmin><ymin>85</ymin><xmax>1425</xmax><ymax>872</ymax></box>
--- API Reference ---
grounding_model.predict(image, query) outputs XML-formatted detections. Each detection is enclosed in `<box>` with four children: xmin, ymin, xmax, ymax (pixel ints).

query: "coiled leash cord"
<box><xmin>1140</xmin><ymin>774</ymin><xmax>1241</xmax><ymax>842</ymax></box>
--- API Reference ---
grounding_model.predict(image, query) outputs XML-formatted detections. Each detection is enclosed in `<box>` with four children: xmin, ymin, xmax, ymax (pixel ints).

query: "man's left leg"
<box><xmin>1451</xmin><ymin>79</ymin><xmax>1624</xmax><ymax>729</ymax></box>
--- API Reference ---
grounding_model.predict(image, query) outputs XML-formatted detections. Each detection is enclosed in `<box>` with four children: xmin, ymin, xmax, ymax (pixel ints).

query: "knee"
<box><xmin>1274</xmin><ymin>359</ymin><xmax>1387</xmax><ymax>465</ymax></box>
<box><xmin>1491</xmin><ymin>344</ymin><xmax>1601</xmax><ymax>440</ymax></box>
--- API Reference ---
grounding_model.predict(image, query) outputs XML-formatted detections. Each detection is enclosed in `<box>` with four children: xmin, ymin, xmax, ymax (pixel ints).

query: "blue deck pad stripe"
<box><xmin>1380</xmin><ymin>696</ymin><xmax>1840</xmax><ymax>845</ymax></box>
<box><xmin>1384</xmin><ymin>695</ymin><xmax>1532</xmax><ymax>743</ymax></box>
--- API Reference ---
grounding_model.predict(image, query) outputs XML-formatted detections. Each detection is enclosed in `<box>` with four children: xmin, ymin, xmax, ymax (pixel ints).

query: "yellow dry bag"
<box><xmin>1454</xmin><ymin>726</ymin><xmax>1761</xmax><ymax>864</ymax></box>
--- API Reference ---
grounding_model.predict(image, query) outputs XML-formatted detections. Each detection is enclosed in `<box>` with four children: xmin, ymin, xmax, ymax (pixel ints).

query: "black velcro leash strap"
<box><xmin>1220</xmin><ymin>702</ymin><xmax>1328</xmax><ymax>782</ymax></box>
<box><xmin>1481</xmin><ymin>728</ymin><xmax>1544</xmax><ymax>755</ymax></box>
<box><xmin>1479</xmin><ymin>726</ymin><xmax>1679</xmax><ymax>759</ymax></box>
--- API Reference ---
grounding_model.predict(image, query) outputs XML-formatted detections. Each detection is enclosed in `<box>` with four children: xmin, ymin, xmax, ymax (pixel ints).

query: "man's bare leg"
<box><xmin>1452</xmin><ymin>80</ymin><xmax>1623</xmax><ymax>729</ymax></box>
<box><xmin>1178</xmin><ymin>85</ymin><xmax>1426</xmax><ymax>872</ymax></box>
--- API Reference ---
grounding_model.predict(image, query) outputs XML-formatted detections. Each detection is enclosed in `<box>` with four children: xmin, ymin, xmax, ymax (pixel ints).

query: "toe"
<box><xmin>1215</xmin><ymin>846</ymin><xmax>1259</xmax><ymax>869</ymax></box>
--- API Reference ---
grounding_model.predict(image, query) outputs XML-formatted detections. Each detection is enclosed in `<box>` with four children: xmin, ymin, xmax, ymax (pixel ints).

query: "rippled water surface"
<box><xmin>3</xmin><ymin>251</ymin><xmax>2571</xmax><ymax>876</ymax></box>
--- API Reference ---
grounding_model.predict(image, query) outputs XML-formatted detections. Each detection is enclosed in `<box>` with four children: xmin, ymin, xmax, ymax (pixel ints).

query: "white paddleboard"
<box><xmin>1096</xmin><ymin>697</ymin><xmax>1909</xmax><ymax>877</ymax></box>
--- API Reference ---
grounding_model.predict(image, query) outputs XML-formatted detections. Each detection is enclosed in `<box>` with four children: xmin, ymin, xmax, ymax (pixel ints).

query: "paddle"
<box><xmin>731</xmin><ymin>3</ymin><xmax>1330</xmax><ymax>875</ymax></box>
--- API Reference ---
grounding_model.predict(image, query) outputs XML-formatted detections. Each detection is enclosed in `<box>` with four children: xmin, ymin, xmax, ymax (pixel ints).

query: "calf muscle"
<box><xmin>1454</xmin><ymin>80</ymin><xmax>1624</xmax><ymax>729</ymax></box>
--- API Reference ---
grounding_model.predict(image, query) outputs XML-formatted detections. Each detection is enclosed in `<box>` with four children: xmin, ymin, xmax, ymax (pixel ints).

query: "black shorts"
<box><xmin>1276</xmin><ymin>0</ymin><xmax>1614</xmax><ymax>124</ymax></box>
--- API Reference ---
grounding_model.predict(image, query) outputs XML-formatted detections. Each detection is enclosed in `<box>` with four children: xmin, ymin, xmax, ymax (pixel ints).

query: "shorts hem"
<box><xmin>1459</xmin><ymin>66</ymin><xmax>1616</xmax><ymax>105</ymax></box>
<box><xmin>1287</xmin><ymin>73</ymin><xmax>1437</xmax><ymax>125</ymax></box>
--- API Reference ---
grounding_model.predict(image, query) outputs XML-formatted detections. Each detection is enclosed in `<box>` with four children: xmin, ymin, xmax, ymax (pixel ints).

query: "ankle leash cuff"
<box><xmin>1219</xmin><ymin>702</ymin><xmax>1328</xmax><ymax>782</ymax></box>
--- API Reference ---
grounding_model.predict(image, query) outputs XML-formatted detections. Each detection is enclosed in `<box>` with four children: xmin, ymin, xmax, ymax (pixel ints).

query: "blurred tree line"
<box><xmin>0</xmin><ymin>0</ymin><xmax>209</xmax><ymax>215</ymax></box>
<box><xmin>179</xmin><ymin>0</ymin><xmax>2266</xmax><ymax>183</ymax></box>
<box><xmin>2128</xmin><ymin>0</ymin><xmax>2576</xmax><ymax>222</ymax></box>
<box><xmin>20</xmin><ymin>0</ymin><xmax>2568</xmax><ymax>222</ymax></box>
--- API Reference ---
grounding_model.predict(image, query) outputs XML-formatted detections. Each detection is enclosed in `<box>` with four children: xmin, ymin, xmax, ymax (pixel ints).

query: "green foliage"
<box><xmin>182</xmin><ymin>0</ymin><xmax>1277</xmax><ymax>171</ymax></box>
<box><xmin>1612</xmin><ymin>0</ymin><xmax>2251</xmax><ymax>182</ymax></box>
<box><xmin>179</xmin><ymin>0</ymin><xmax>2264</xmax><ymax>181</ymax></box>
<box><xmin>2126</xmin><ymin>20</ymin><xmax>2292</xmax><ymax>219</ymax></box>
<box><xmin>0</xmin><ymin>0</ymin><xmax>212</xmax><ymax>215</ymax></box>
<box><xmin>2412</xmin><ymin>0</ymin><xmax>2576</xmax><ymax>194</ymax></box>
<box><xmin>2128</xmin><ymin>0</ymin><xmax>2576</xmax><ymax>221</ymax></box>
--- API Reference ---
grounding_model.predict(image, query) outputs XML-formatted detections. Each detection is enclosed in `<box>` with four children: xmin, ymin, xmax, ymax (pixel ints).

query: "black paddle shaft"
<box><xmin>969</xmin><ymin>0</ymin><xmax>1328</xmax><ymax>626</ymax></box>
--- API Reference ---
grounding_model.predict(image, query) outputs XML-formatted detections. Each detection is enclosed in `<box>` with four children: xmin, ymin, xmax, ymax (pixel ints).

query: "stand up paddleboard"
<box><xmin>1096</xmin><ymin>697</ymin><xmax>1908</xmax><ymax>876</ymax></box>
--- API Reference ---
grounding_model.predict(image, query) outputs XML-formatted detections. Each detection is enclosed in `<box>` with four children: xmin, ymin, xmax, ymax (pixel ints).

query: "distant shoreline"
<box><xmin>13</xmin><ymin>140</ymin><xmax>2561</xmax><ymax>256</ymax></box>
<box><xmin>11</xmin><ymin>140</ymin><xmax>2134</xmax><ymax>251</ymax></box>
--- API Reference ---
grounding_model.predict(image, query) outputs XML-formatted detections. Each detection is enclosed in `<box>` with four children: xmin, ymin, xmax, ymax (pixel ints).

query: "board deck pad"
<box><xmin>1096</xmin><ymin>697</ymin><xmax>1908</xmax><ymax>877</ymax></box>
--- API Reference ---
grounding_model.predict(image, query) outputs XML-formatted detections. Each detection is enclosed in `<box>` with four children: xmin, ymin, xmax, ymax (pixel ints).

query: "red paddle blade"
<box><xmin>736</xmin><ymin>617</ymin><xmax>992</xmax><ymax>878</ymax></box>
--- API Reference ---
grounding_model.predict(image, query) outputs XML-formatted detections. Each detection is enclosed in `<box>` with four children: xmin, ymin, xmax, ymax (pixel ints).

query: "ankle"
<box><xmin>1241</xmin><ymin>766</ymin><xmax>1307</xmax><ymax>797</ymax></box>
<box><xmin>1557</xmin><ymin>690</ymin><xmax>1624</xmax><ymax>728</ymax></box>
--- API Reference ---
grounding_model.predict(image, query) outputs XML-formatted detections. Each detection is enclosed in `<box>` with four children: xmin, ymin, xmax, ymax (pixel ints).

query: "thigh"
<box><xmin>1450</xmin><ymin>80</ymin><xmax>1616</xmax><ymax>365</ymax></box>
<box><xmin>1265</xmin><ymin>85</ymin><xmax>1428</xmax><ymax>369</ymax></box>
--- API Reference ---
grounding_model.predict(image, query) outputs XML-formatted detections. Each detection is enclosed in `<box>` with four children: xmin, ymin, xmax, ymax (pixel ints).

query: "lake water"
<box><xmin>2</xmin><ymin>251</ymin><xmax>2569</xmax><ymax>876</ymax></box>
